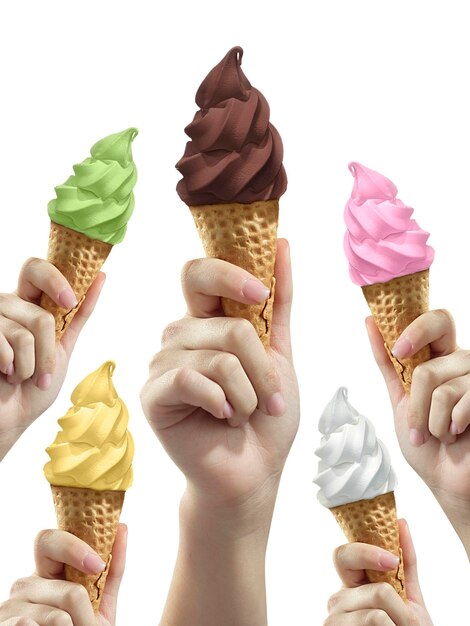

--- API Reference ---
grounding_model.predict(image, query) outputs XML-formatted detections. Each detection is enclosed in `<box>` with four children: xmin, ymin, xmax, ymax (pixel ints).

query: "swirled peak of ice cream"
<box><xmin>44</xmin><ymin>361</ymin><xmax>134</xmax><ymax>491</ymax></box>
<box><xmin>48</xmin><ymin>128</ymin><xmax>138</xmax><ymax>244</ymax></box>
<box><xmin>314</xmin><ymin>388</ymin><xmax>397</xmax><ymax>508</ymax></box>
<box><xmin>344</xmin><ymin>162</ymin><xmax>434</xmax><ymax>286</ymax></box>
<box><xmin>176</xmin><ymin>46</ymin><xmax>287</xmax><ymax>205</ymax></box>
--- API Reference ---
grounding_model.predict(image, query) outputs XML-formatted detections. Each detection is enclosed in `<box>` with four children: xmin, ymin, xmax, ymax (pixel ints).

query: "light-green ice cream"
<box><xmin>48</xmin><ymin>128</ymin><xmax>138</xmax><ymax>244</ymax></box>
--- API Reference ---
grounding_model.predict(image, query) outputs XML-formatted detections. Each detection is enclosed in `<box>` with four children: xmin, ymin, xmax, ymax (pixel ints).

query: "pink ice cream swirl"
<box><xmin>344</xmin><ymin>162</ymin><xmax>434</xmax><ymax>286</ymax></box>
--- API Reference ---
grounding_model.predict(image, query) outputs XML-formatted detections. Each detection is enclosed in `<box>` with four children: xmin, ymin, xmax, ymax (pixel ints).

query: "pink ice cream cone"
<box><xmin>344</xmin><ymin>163</ymin><xmax>434</xmax><ymax>394</ymax></box>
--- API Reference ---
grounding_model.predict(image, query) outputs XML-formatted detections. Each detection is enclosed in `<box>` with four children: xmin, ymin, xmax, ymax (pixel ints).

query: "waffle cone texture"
<box><xmin>40</xmin><ymin>222</ymin><xmax>112</xmax><ymax>340</ymax></box>
<box><xmin>51</xmin><ymin>485</ymin><xmax>124</xmax><ymax>612</ymax></box>
<box><xmin>362</xmin><ymin>269</ymin><xmax>430</xmax><ymax>394</ymax></box>
<box><xmin>190</xmin><ymin>199</ymin><xmax>279</xmax><ymax>348</ymax></box>
<box><xmin>331</xmin><ymin>492</ymin><xmax>406</xmax><ymax>599</ymax></box>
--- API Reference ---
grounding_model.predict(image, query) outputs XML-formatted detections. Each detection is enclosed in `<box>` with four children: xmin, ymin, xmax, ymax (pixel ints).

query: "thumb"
<box><xmin>270</xmin><ymin>238</ymin><xmax>293</xmax><ymax>360</ymax></box>
<box><xmin>98</xmin><ymin>523</ymin><xmax>128</xmax><ymax>624</ymax></box>
<box><xmin>398</xmin><ymin>518</ymin><xmax>426</xmax><ymax>607</ymax></box>
<box><xmin>365</xmin><ymin>316</ymin><xmax>405</xmax><ymax>409</ymax></box>
<box><xmin>60</xmin><ymin>272</ymin><xmax>106</xmax><ymax>356</ymax></box>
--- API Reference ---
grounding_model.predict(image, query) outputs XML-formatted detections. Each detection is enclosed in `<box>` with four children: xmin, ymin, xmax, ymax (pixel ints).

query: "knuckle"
<box><xmin>9</xmin><ymin>577</ymin><xmax>29</xmax><ymax>596</ymax></box>
<box><xmin>0</xmin><ymin>293</ymin><xmax>9</xmax><ymax>306</ymax></box>
<box><xmin>412</xmin><ymin>362</ymin><xmax>436</xmax><ymax>388</ymax></box>
<box><xmin>10</xmin><ymin>328</ymin><xmax>33</xmax><ymax>351</ymax></box>
<box><xmin>326</xmin><ymin>592</ymin><xmax>340</xmax><ymax>612</ymax></box>
<box><xmin>210</xmin><ymin>352</ymin><xmax>240</xmax><ymax>379</ymax></box>
<box><xmin>372</xmin><ymin>582</ymin><xmax>394</xmax><ymax>604</ymax></box>
<box><xmin>332</xmin><ymin>544</ymin><xmax>348</xmax><ymax>568</ymax></box>
<box><xmin>226</xmin><ymin>317</ymin><xmax>254</xmax><ymax>345</ymax></box>
<box><xmin>433</xmin><ymin>384</ymin><xmax>456</xmax><ymax>406</ymax></box>
<box><xmin>161</xmin><ymin>321</ymin><xmax>182</xmax><ymax>346</ymax></box>
<box><xmin>173</xmin><ymin>367</ymin><xmax>195</xmax><ymax>391</ymax></box>
<box><xmin>34</xmin><ymin>528</ymin><xmax>54</xmax><ymax>554</ymax></box>
<box><xmin>30</xmin><ymin>310</ymin><xmax>55</xmax><ymax>335</ymax></box>
<box><xmin>20</xmin><ymin>256</ymin><xmax>41</xmax><ymax>274</ymax></box>
<box><xmin>45</xmin><ymin>609</ymin><xmax>72</xmax><ymax>626</ymax></box>
<box><xmin>365</xmin><ymin>610</ymin><xmax>382</xmax><ymax>626</ymax></box>
<box><xmin>180</xmin><ymin>258</ymin><xmax>200</xmax><ymax>289</ymax></box>
<box><xmin>64</xmin><ymin>582</ymin><xmax>89</xmax><ymax>606</ymax></box>
<box><xmin>433</xmin><ymin>308</ymin><xmax>454</xmax><ymax>325</ymax></box>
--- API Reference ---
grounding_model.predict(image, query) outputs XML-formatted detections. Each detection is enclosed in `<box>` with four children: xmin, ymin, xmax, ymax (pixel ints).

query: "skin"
<box><xmin>324</xmin><ymin>520</ymin><xmax>433</xmax><ymax>625</ymax></box>
<box><xmin>0</xmin><ymin>258</ymin><xmax>105</xmax><ymax>461</ymax></box>
<box><xmin>141</xmin><ymin>239</ymin><xmax>299</xmax><ymax>626</ymax></box>
<box><xmin>367</xmin><ymin>310</ymin><xmax>470</xmax><ymax>558</ymax></box>
<box><xmin>0</xmin><ymin>526</ymin><xmax>127</xmax><ymax>626</ymax></box>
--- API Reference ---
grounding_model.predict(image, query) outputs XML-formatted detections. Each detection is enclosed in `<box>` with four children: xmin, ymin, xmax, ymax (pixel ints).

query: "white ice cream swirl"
<box><xmin>314</xmin><ymin>388</ymin><xmax>397</xmax><ymax>508</ymax></box>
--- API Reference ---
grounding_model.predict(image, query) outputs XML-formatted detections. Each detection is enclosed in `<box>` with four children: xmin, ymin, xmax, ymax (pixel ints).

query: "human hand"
<box><xmin>0</xmin><ymin>525</ymin><xmax>127</xmax><ymax>626</ymax></box>
<box><xmin>0</xmin><ymin>258</ymin><xmax>105</xmax><ymax>460</ymax></box>
<box><xmin>324</xmin><ymin>519</ymin><xmax>433</xmax><ymax>626</ymax></box>
<box><xmin>367</xmin><ymin>310</ymin><xmax>470</xmax><ymax>555</ymax></box>
<box><xmin>141</xmin><ymin>239</ymin><xmax>299</xmax><ymax>521</ymax></box>
<box><xmin>142</xmin><ymin>239</ymin><xmax>298</xmax><ymax>626</ymax></box>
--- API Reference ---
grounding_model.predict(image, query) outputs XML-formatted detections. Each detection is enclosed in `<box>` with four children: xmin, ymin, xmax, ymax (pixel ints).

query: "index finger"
<box><xmin>181</xmin><ymin>258</ymin><xmax>270</xmax><ymax>318</ymax></box>
<box><xmin>391</xmin><ymin>309</ymin><xmax>457</xmax><ymax>360</ymax></box>
<box><xmin>17</xmin><ymin>258</ymin><xmax>78</xmax><ymax>310</ymax></box>
<box><xmin>333</xmin><ymin>543</ymin><xmax>400</xmax><ymax>588</ymax></box>
<box><xmin>34</xmin><ymin>529</ymin><xmax>106</xmax><ymax>578</ymax></box>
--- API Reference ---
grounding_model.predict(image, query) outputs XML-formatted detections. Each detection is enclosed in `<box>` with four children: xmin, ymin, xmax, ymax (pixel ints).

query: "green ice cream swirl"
<box><xmin>48</xmin><ymin>128</ymin><xmax>138</xmax><ymax>244</ymax></box>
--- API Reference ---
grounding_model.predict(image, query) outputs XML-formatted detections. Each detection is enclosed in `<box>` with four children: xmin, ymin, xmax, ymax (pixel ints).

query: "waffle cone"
<box><xmin>40</xmin><ymin>222</ymin><xmax>112</xmax><ymax>341</ymax></box>
<box><xmin>51</xmin><ymin>485</ymin><xmax>124</xmax><ymax>612</ymax></box>
<box><xmin>331</xmin><ymin>492</ymin><xmax>406</xmax><ymax>599</ymax></box>
<box><xmin>190</xmin><ymin>199</ymin><xmax>279</xmax><ymax>348</ymax></box>
<box><xmin>362</xmin><ymin>269</ymin><xmax>430</xmax><ymax>394</ymax></box>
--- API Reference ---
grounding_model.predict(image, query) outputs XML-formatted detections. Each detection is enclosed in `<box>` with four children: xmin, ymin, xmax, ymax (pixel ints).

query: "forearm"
<box><xmin>0</xmin><ymin>426</ymin><xmax>25</xmax><ymax>462</ymax></box>
<box><xmin>160</xmin><ymin>483</ymin><xmax>278</xmax><ymax>626</ymax></box>
<box><xmin>431</xmin><ymin>488</ymin><xmax>470</xmax><ymax>559</ymax></box>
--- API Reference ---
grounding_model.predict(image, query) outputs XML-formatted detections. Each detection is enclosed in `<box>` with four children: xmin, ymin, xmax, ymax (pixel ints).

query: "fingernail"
<box><xmin>37</xmin><ymin>373</ymin><xmax>52</xmax><ymax>391</ymax></box>
<box><xmin>409</xmin><ymin>428</ymin><xmax>425</xmax><ymax>447</ymax></box>
<box><xmin>58</xmin><ymin>288</ymin><xmax>78</xmax><ymax>309</ymax></box>
<box><xmin>5</xmin><ymin>363</ymin><xmax>14</xmax><ymax>377</ymax></box>
<box><xmin>267</xmin><ymin>392</ymin><xmax>286</xmax><ymax>417</ymax></box>
<box><xmin>391</xmin><ymin>337</ymin><xmax>412</xmax><ymax>359</ymax></box>
<box><xmin>83</xmin><ymin>552</ymin><xmax>106</xmax><ymax>573</ymax></box>
<box><xmin>242</xmin><ymin>279</ymin><xmax>270</xmax><ymax>303</ymax></box>
<box><xmin>378</xmin><ymin>551</ymin><xmax>400</xmax><ymax>569</ymax></box>
<box><xmin>223</xmin><ymin>401</ymin><xmax>234</xmax><ymax>419</ymax></box>
<box><xmin>450</xmin><ymin>421</ymin><xmax>460</xmax><ymax>436</ymax></box>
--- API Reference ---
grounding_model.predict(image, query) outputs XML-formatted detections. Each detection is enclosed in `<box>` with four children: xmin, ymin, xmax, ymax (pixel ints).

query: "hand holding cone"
<box><xmin>44</xmin><ymin>362</ymin><xmax>133</xmax><ymax>611</ymax></box>
<box><xmin>344</xmin><ymin>163</ymin><xmax>434</xmax><ymax>393</ymax></box>
<box><xmin>314</xmin><ymin>388</ymin><xmax>406</xmax><ymax>599</ymax></box>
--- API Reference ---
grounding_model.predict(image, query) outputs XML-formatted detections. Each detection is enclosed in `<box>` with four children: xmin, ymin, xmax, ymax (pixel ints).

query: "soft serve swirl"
<box><xmin>176</xmin><ymin>47</ymin><xmax>287</xmax><ymax>205</ymax></box>
<box><xmin>314</xmin><ymin>388</ymin><xmax>397</xmax><ymax>508</ymax></box>
<box><xmin>344</xmin><ymin>162</ymin><xmax>434</xmax><ymax>286</ymax></box>
<box><xmin>48</xmin><ymin>128</ymin><xmax>138</xmax><ymax>244</ymax></box>
<box><xmin>44</xmin><ymin>361</ymin><xmax>133</xmax><ymax>491</ymax></box>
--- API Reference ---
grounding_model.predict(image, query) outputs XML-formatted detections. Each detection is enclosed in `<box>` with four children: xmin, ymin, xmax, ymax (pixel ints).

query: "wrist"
<box><xmin>182</xmin><ymin>474</ymin><xmax>281</xmax><ymax>542</ymax></box>
<box><xmin>431</xmin><ymin>488</ymin><xmax>470</xmax><ymax>558</ymax></box>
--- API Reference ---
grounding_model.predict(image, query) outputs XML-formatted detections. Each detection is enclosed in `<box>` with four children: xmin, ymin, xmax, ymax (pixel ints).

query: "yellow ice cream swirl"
<box><xmin>44</xmin><ymin>362</ymin><xmax>133</xmax><ymax>491</ymax></box>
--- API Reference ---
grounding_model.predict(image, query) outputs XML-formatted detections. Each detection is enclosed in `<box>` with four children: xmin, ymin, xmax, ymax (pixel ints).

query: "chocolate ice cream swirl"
<box><xmin>176</xmin><ymin>46</ymin><xmax>287</xmax><ymax>205</ymax></box>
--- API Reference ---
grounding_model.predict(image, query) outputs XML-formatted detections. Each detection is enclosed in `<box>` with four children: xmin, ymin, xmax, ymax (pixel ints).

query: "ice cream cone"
<box><xmin>51</xmin><ymin>485</ymin><xmax>124</xmax><ymax>612</ymax></box>
<box><xmin>362</xmin><ymin>269</ymin><xmax>430</xmax><ymax>394</ymax></box>
<box><xmin>331</xmin><ymin>491</ymin><xmax>406</xmax><ymax>600</ymax></box>
<box><xmin>40</xmin><ymin>222</ymin><xmax>112</xmax><ymax>340</ymax></box>
<box><xmin>40</xmin><ymin>128</ymin><xmax>138</xmax><ymax>340</ymax></box>
<box><xmin>45</xmin><ymin>362</ymin><xmax>133</xmax><ymax>612</ymax></box>
<box><xmin>190</xmin><ymin>199</ymin><xmax>279</xmax><ymax>348</ymax></box>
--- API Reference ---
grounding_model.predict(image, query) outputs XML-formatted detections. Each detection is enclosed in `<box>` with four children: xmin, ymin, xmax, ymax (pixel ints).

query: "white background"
<box><xmin>0</xmin><ymin>1</ymin><xmax>468</xmax><ymax>624</ymax></box>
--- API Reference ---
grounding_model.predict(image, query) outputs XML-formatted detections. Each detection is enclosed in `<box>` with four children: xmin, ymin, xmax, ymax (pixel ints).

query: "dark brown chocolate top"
<box><xmin>176</xmin><ymin>47</ymin><xmax>287</xmax><ymax>205</ymax></box>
